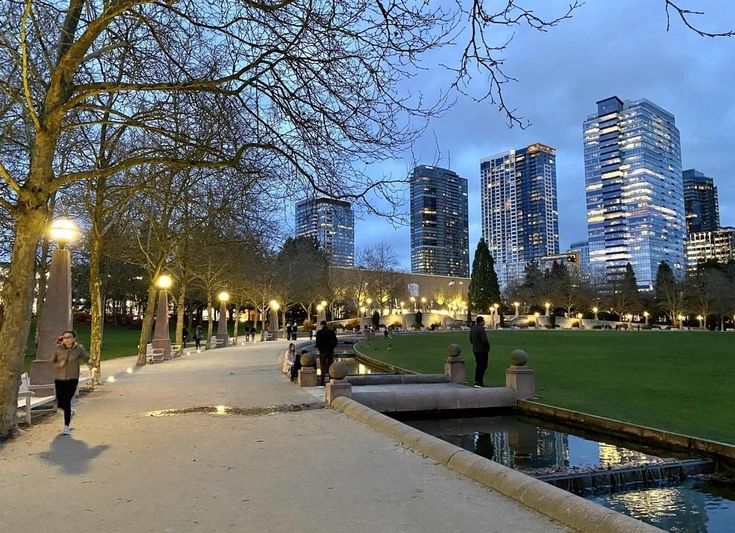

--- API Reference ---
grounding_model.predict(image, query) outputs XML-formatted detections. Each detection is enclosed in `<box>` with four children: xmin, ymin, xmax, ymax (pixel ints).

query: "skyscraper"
<box><xmin>683</xmin><ymin>169</ymin><xmax>720</xmax><ymax>234</ymax></box>
<box><xmin>480</xmin><ymin>143</ymin><xmax>559</xmax><ymax>290</ymax></box>
<box><xmin>295</xmin><ymin>197</ymin><xmax>354</xmax><ymax>267</ymax></box>
<box><xmin>409</xmin><ymin>165</ymin><xmax>469</xmax><ymax>277</ymax></box>
<box><xmin>583</xmin><ymin>97</ymin><xmax>686</xmax><ymax>289</ymax></box>
<box><xmin>685</xmin><ymin>227</ymin><xmax>735</xmax><ymax>270</ymax></box>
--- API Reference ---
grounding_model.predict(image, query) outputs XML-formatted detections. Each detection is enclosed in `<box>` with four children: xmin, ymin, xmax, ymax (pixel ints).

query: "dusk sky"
<box><xmin>291</xmin><ymin>1</ymin><xmax>735</xmax><ymax>271</ymax></box>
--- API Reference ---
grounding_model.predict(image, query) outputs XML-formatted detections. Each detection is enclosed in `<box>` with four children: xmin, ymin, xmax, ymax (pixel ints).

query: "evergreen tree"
<box><xmin>468</xmin><ymin>238</ymin><xmax>501</xmax><ymax>313</ymax></box>
<box><xmin>622</xmin><ymin>262</ymin><xmax>640</xmax><ymax>309</ymax></box>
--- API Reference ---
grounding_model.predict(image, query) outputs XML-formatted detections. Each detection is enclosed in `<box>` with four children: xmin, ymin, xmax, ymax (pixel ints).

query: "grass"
<box><xmin>356</xmin><ymin>330</ymin><xmax>735</xmax><ymax>444</ymax></box>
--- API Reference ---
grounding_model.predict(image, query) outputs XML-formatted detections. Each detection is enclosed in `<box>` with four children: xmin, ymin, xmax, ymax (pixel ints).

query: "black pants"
<box><xmin>195</xmin><ymin>338</ymin><xmax>201</xmax><ymax>349</ymax></box>
<box><xmin>318</xmin><ymin>352</ymin><xmax>334</xmax><ymax>386</ymax></box>
<box><xmin>473</xmin><ymin>351</ymin><xmax>489</xmax><ymax>386</ymax></box>
<box><xmin>290</xmin><ymin>358</ymin><xmax>302</xmax><ymax>382</ymax></box>
<box><xmin>55</xmin><ymin>379</ymin><xmax>78</xmax><ymax>426</ymax></box>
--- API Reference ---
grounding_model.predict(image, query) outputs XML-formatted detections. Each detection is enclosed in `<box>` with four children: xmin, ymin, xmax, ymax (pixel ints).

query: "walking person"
<box><xmin>194</xmin><ymin>325</ymin><xmax>203</xmax><ymax>350</ymax></box>
<box><xmin>52</xmin><ymin>330</ymin><xmax>91</xmax><ymax>435</ymax></box>
<box><xmin>470</xmin><ymin>316</ymin><xmax>490</xmax><ymax>388</ymax></box>
<box><xmin>182</xmin><ymin>327</ymin><xmax>189</xmax><ymax>348</ymax></box>
<box><xmin>315</xmin><ymin>320</ymin><xmax>337</xmax><ymax>386</ymax></box>
<box><xmin>286</xmin><ymin>322</ymin><xmax>293</xmax><ymax>342</ymax></box>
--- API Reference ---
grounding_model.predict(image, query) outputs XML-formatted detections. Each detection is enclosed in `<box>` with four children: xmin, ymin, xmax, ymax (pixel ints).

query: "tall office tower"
<box><xmin>295</xmin><ymin>197</ymin><xmax>355</xmax><ymax>267</ymax></box>
<box><xmin>480</xmin><ymin>143</ymin><xmax>559</xmax><ymax>290</ymax></box>
<box><xmin>410</xmin><ymin>165</ymin><xmax>469</xmax><ymax>277</ymax></box>
<box><xmin>683</xmin><ymin>169</ymin><xmax>720</xmax><ymax>234</ymax></box>
<box><xmin>583</xmin><ymin>97</ymin><xmax>686</xmax><ymax>289</ymax></box>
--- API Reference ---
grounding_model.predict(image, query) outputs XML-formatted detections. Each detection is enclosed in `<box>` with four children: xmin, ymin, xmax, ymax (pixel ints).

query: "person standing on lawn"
<box><xmin>52</xmin><ymin>330</ymin><xmax>91</xmax><ymax>435</ymax></box>
<box><xmin>469</xmin><ymin>316</ymin><xmax>490</xmax><ymax>388</ymax></box>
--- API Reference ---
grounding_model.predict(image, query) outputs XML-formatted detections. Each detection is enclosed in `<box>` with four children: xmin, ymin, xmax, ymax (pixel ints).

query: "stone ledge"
<box><xmin>331</xmin><ymin>397</ymin><xmax>663</xmax><ymax>533</ymax></box>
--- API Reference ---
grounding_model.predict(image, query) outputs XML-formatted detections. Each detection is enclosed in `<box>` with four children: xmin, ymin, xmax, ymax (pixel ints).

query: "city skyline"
<box><xmin>337</xmin><ymin>1</ymin><xmax>735</xmax><ymax>272</ymax></box>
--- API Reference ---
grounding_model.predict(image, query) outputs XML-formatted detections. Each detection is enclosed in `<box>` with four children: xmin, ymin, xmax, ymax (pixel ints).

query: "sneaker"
<box><xmin>473</xmin><ymin>384</ymin><xmax>482</xmax><ymax>389</ymax></box>
<box><xmin>62</xmin><ymin>426</ymin><xmax>71</xmax><ymax>435</ymax></box>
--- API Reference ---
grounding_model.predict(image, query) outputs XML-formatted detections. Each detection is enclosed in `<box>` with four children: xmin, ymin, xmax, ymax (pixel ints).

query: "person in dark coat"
<box><xmin>286</xmin><ymin>322</ymin><xmax>293</xmax><ymax>341</ymax></box>
<box><xmin>182</xmin><ymin>327</ymin><xmax>189</xmax><ymax>348</ymax></box>
<box><xmin>194</xmin><ymin>325</ymin><xmax>203</xmax><ymax>349</ymax></box>
<box><xmin>469</xmin><ymin>316</ymin><xmax>490</xmax><ymax>388</ymax></box>
<box><xmin>315</xmin><ymin>320</ymin><xmax>338</xmax><ymax>386</ymax></box>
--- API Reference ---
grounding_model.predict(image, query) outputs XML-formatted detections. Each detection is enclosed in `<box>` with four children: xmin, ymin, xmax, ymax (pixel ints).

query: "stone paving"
<box><xmin>0</xmin><ymin>340</ymin><xmax>569</xmax><ymax>532</ymax></box>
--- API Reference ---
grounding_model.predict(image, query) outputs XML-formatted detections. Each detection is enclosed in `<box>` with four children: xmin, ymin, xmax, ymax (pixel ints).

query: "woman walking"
<box><xmin>51</xmin><ymin>330</ymin><xmax>91</xmax><ymax>435</ymax></box>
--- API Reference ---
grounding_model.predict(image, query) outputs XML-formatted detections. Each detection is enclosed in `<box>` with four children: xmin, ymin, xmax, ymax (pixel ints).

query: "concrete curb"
<box><xmin>331</xmin><ymin>396</ymin><xmax>664</xmax><ymax>533</ymax></box>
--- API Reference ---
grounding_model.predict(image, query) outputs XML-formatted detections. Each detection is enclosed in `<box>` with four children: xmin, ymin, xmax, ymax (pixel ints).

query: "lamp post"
<box><xmin>421</xmin><ymin>297</ymin><xmax>427</xmax><ymax>311</ymax></box>
<box><xmin>513</xmin><ymin>301</ymin><xmax>520</xmax><ymax>318</ymax></box>
<box><xmin>316</xmin><ymin>303</ymin><xmax>325</xmax><ymax>324</ymax></box>
<box><xmin>269</xmin><ymin>300</ymin><xmax>280</xmax><ymax>338</ymax></box>
<box><xmin>152</xmin><ymin>274</ymin><xmax>173</xmax><ymax>358</ymax></box>
<box><xmin>409</xmin><ymin>296</ymin><xmax>416</xmax><ymax>311</ymax></box>
<box><xmin>678</xmin><ymin>314</ymin><xmax>686</xmax><ymax>330</ymax></box>
<box><xmin>533</xmin><ymin>312</ymin><xmax>540</xmax><ymax>329</ymax></box>
<box><xmin>625</xmin><ymin>313</ymin><xmax>633</xmax><ymax>330</ymax></box>
<box><xmin>544</xmin><ymin>301</ymin><xmax>551</xmax><ymax>317</ymax></box>
<box><xmin>215</xmin><ymin>291</ymin><xmax>230</xmax><ymax>347</ymax></box>
<box><xmin>643</xmin><ymin>311</ymin><xmax>649</xmax><ymax>326</ymax></box>
<box><xmin>696</xmin><ymin>315</ymin><xmax>704</xmax><ymax>330</ymax></box>
<box><xmin>576</xmin><ymin>312</ymin><xmax>583</xmax><ymax>329</ymax></box>
<box><xmin>492</xmin><ymin>303</ymin><xmax>500</xmax><ymax>329</ymax></box>
<box><xmin>592</xmin><ymin>306</ymin><xmax>599</xmax><ymax>321</ymax></box>
<box><xmin>31</xmin><ymin>218</ymin><xmax>80</xmax><ymax>390</ymax></box>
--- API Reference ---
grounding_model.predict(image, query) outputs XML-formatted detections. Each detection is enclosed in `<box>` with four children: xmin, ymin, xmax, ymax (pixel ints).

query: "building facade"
<box><xmin>480</xmin><ymin>143</ymin><xmax>559</xmax><ymax>290</ymax></box>
<box><xmin>295</xmin><ymin>197</ymin><xmax>355</xmax><ymax>267</ymax></box>
<box><xmin>409</xmin><ymin>165</ymin><xmax>469</xmax><ymax>277</ymax></box>
<box><xmin>685</xmin><ymin>227</ymin><xmax>735</xmax><ymax>270</ymax></box>
<box><xmin>583</xmin><ymin>96</ymin><xmax>686</xmax><ymax>289</ymax></box>
<box><xmin>683</xmin><ymin>168</ymin><xmax>720</xmax><ymax>234</ymax></box>
<box><xmin>567</xmin><ymin>240</ymin><xmax>590</xmax><ymax>277</ymax></box>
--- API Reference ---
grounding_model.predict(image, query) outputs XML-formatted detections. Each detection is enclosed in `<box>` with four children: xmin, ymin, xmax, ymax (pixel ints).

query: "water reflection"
<box><xmin>406</xmin><ymin>415</ymin><xmax>735</xmax><ymax>533</ymax></box>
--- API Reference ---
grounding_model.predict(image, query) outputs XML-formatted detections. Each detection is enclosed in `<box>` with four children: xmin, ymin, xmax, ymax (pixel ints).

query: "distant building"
<box><xmin>567</xmin><ymin>240</ymin><xmax>590</xmax><ymax>276</ymax></box>
<box><xmin>480</xmin><ymin>143</ymin><xmax>559</xmax><ymax>290</ymax></box>
<box><xmin>685</xmin><ymin>228</ymin><xmax>735</xmax><ymax>270</ymax></box>
<box><xmin>537</xmin><ymin>251</ymin><xmax>582</xmax><ymax>275</ymax></box>
<box><xmin>295</xmin><ymin>197</ymin><xmax>354</xmax><ymax>267</ymax></box>
<box><xmin>409</xmin><ymin>165</ymin><xmax>469</xmax><ymax>277</ymax></box>
<box><xmin>583</xmin><ymin>96</ymin><xmax>686</xmax><ymax>289</ymax></box>
<box><xmin>683</xmin><ymin>169</ymin><xmax>720</xmax><ymax>234</ymax></box>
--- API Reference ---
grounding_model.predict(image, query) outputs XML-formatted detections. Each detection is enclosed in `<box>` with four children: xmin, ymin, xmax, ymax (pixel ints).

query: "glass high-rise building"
<box><xmin>480</xmin><ymin>143</ymin><xmax>559</xmax><ymax>290</ymax></box>
<box><xmin>295</xmin><ymin>197</ymin><xmax>354</xmax><ymax>267</ymax></box>
<box><xmin>683</xmin><ymin>169</ymin><xmax>720</xmax><ymax>234</ymax></box>
<box><xmin>409</xmin><ymin>165</ymin><xmax>469</xmax><ymax>277</ymax></box>
<box><xmin>568</xmin><ymin>240</ymin><xmax>591</xmax><ymax>277</ymax></box>
<box><xmin>583</xmin><ymin>97</ymin><xmax>686</xmax><ymax>289</ymax></box>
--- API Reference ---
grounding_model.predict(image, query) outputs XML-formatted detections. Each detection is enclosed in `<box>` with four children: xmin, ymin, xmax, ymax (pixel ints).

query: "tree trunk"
<box><xmin>206</xmin><ymin>296</ymin><xmax>213</xmax><ymax>348</ymax></box>
<box><xmin>0</xmin><ymin>209</ymin><xmax>48</xmax><ymax>438</ymax></box>
<box><xmin>187</xmin><ymin>300</ymin><xmax>194</xmax><ymax>332</ymax></box>
<box><xmin>34</xmin><ymin>236</ymin><xmax>52</xmax><ymax>347</ymax></box>
<box><xmin>175</xmin><ymin>283</ymin><xmax>186</xmax><ymax>345</ymax></box>
<box><xmin>88</xmin><ymin>231</ymin><xmax>104</xmax><ymax>384</ymax></box>
<box><xmin>136</xmin><ymin>283</ymin><xmax>157</xmax><ymax>366</ymax></box>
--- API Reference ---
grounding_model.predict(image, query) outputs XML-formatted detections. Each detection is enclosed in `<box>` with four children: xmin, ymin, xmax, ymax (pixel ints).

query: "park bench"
<box><xmin>168</xmin><ymin>344</ymin><xmax>182</xmax><ymax>359</ymax></box>
<box><xmin>16</xmin><ymin>373</ymin><xmax>56</xmax><ymax>426</ymax></box>
<box><xmin>146</xmin><ymin>344</ymin><xmax>165</xmax><ymax>363</ymax></box>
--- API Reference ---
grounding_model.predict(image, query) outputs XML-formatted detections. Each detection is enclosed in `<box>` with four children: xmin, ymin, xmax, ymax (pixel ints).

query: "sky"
<box><xmin>294</xmin><ymin>1</ymin><xmax>735</xmax><ymax>270</ymax></box>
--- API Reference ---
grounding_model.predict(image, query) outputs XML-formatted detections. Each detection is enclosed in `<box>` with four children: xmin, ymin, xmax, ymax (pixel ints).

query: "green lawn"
<box><xmin>356</xmin><ymin>330</ymin><xmax>735</xmax><ymax>444</ymax></box>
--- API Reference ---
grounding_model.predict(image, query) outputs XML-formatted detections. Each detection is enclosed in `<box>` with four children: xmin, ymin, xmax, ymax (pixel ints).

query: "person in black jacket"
<box><xmin>315</xmin><ymin>320</ymin><xmax>338</xmax><ymax>386</ymax></box>
<box><xmin>469</xmin><ymin>316</ymin><xmax>490</xmax><ymax>388</ymax></box>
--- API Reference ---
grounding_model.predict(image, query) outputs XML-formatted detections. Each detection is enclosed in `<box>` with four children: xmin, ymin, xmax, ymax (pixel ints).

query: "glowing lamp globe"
<box><xmin>218</xmin><ymin>291</ymin><xmax>230</xmax><ymax>303</ymax></box>
<box><xmin>155</xmin><ymin>274</ymin><xmax>173</xmax><ymax>290</ymax></box>
<box><xmin>49</xmin><ymin>218</ymin><xmax>79</xmax><ymax>246</ymax></box>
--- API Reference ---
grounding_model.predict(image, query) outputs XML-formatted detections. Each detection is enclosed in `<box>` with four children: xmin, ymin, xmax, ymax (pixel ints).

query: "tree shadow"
<box><xmin>38</xmin><ymin>435</ymin><xmax>110</xmax><ymax>475</ymax></box>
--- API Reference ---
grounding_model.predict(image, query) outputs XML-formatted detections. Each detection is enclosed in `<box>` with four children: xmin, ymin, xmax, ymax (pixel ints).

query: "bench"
<box><xmin>148</xmin><ymin>348</ymin><xmax>165</xmax><ymax>363</ymax></box>
<box><xmin>17</xmin><ymin>373</ymin><xmax>56</xmax><ymax>425</ymax></box>
<box><xmin>76</xmin><ymin>368</ymin><xmax>95</xmax><ymax>398</ymax></box>
<box><xmin>170</xmin><ymin>344</ymin><xmax>182</xmax><ymax>358</ymax></box>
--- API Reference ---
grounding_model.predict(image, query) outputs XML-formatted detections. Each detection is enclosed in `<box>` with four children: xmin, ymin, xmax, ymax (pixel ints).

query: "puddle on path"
<box><xmin>145</xmin><ymin>403</ymin><xmax>324</xmax><ymax>418</ymax></box>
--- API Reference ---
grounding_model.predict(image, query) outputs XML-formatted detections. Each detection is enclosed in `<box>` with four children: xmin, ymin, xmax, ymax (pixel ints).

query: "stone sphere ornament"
<box><xmin>448</xmin><ymin>344</ymin><xmax>462</xmax><ymax>358</ymax></box>
<box><xmin>511</xmin><ymin>349</ymin><xmax>528</xmax><ymax>367</ymax></box>
<box><xmin>300</xmin><ymin>352</ymin><xmax>316</xmax><ymax>367</ymax></box>
<box><xmin>328</xmin><ymin>360</ymin><xmax>349</xmax><ymax>380</ymax></box>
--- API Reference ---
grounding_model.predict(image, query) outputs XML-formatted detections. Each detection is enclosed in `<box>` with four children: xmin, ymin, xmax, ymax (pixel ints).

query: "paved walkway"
<box><xmin>0</xmin><ymin>341</ymin><xmax>569</xmax><ymax>532</ymax></box>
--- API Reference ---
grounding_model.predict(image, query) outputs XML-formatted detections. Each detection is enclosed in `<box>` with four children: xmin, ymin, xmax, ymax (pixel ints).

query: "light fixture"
<box><xmin>270</xmin><ymin>300</ymin><xmax>280</xmax><ymax>311</ymax></box>
<box><xmin>49</xmin><ymin>218</ymin><xmax>80</xmax><ymax>247</ymax></box>
<box><xmin>155</xmin><ymin>274</ymin><xmax>173</xmax><ymax>290</ymax></box>
<box><xmin>218</xmin><ymin>291</ymin><xmax>230</xmax><ymax>302</ymax></box>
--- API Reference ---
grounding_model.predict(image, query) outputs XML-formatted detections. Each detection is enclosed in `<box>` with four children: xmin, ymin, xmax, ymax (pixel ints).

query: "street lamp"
<box><xmin>643</xmin><ymin>311</ymin><xmax>650</xmax><ymax>325</ymax></box>
<box><xmin>533</xmin><ymin>311</ymin><xmax>540</xmax><ymax>329</ymax></box>
<box><xmin>492</xmin><ymin>303</ymin><xmax>500</xmax><ymax>329</ymax></box>
<box><xmin>513</xmin><ymin>301</ymin><xmax>520</xmax><ymax>318</ymax></box>
<box><xmin>576</xmin><ymin>312</ymin><xmax>583</xmax><ymax>329</ymax></box>
<box><xmin>410</xmin><ymin>296</ymin><xmax>416</xmax><ymax>311</ymax></box>
<box><xmin>269</xmin><ymin>300</ymin><xmax>280</xmax><ymax>338</ymax></box>
<box><xmin>31</xmin><ymin>218</ymin><xmax>80</xmax><ymax>389</ymax></box>
<box><xmin>317</xmin><ymin>303</ymin><xmax>326</xmax><ymax>324</ymax></box>
<box><xmin>152</xmin><ymin>273</ymin><xmax>173</xmax><ymax>358</ymax></box>
<box><xmin>592</xmin><ymin>306</ymin><xmax>599</xmax><ymax>321</ymax></box>
<box><xmin>421</xmin><ymin>297</ymin><xmax>427</xmax><ymax>311</ymax></box>
<box><xmin>544</xmin><ymin>302</ymin><xmax>551</xmax><ymax>316</ymax></box>
<box><xmin>678</xmin><ymin>314</ymin><xmax>686</xmax><ymax>330</ymax></box>
<box><xmin>696</xmin><ymin>315</ymin><xmax>704</xmax><ymax>329</ymax></box>
<box><xmin>625</xmin><ymin>313</ymin><xmax>633</xmax><ymax>329</ymax></box>
<box><xmin>215</xmin><ymin>290</ymin><xmax>230</xmax><ymax>347</ymax></box>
